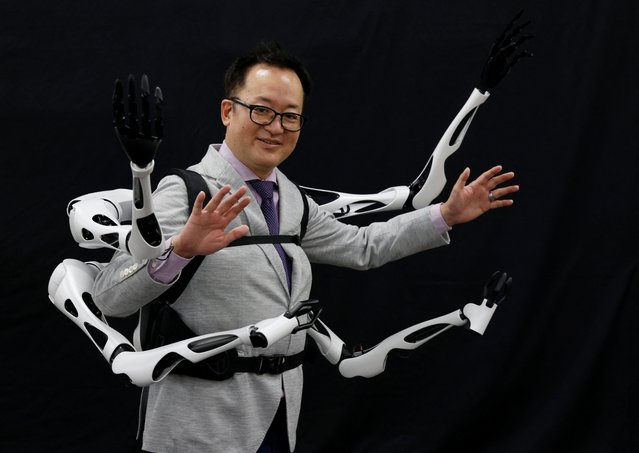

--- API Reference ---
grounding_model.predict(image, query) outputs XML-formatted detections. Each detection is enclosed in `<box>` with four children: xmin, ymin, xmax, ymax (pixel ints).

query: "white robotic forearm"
<box><xmin>302</xmin><ymin>6</ymin><xmax>534</xmax><ymax>219</ymax></box>
<box><xmin>48</xmin><ymin>258</ymin><xmax>320</xmax><ymax>387</ymax></box>
<box><xmin>127</xmin><ymin>161</ymin><xmax>165</xmax><ymax>259</ymax></box>
<box><xmin>113</xmin><ymin>305</ymin><xmax>315</xmax><ymax>387</ymax></box>
<box><xmin>308</xmin><ymin>271</ymin><xmax>511</xmax><ymax>378</ymax></box>
<box><xmin>67</xmin><ymin>161</ymin><xmax>165</xmax><ymax>260</ymax></box>
<box><xmin>301</xmin><ymin>89</ymin><xmax>489</xmax><ymax>218</ymax></box>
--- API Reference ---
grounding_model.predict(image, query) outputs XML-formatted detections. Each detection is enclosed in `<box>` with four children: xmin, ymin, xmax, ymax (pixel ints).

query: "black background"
<box><xmin>2</xmin><ymin>1</ymin><xmax>638</xmax><ymax>452</ymax></box>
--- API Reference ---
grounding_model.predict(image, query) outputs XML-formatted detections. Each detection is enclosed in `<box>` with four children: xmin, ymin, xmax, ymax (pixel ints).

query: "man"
<box><xmin>93</xmin><ymin>42</ymin><xmax>518</xmax><ymax>452</ymax></box>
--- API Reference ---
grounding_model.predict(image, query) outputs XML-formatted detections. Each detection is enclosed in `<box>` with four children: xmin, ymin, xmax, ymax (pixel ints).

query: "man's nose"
<box><xmin>264</xmin><ymin>115</ymin><xmax>285</xmax><ymax>134</ymax></box>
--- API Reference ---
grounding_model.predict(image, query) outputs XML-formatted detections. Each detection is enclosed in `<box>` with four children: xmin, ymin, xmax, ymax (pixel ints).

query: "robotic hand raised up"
<box><xmin>113</xmin><ymin>74</ymin><xmax>164</xmax><ymax>168</ymax></box>
<box><xmin>68</xmin><ymin>75</ymin><xmax>165</xmax><ymax>261</ymax></box>
<box><xmin>478</xmin><ymin>10</ymin><xmax>534</xmax><ymax>94</ymax></box>
<box><xmin>301</xmin><ymin>11</ymin><xmax>533</xmax><ymax>218</ymax></box>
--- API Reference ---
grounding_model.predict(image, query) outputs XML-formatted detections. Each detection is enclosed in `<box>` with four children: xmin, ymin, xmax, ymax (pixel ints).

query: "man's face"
<box><xmin>221</xmin><ymin>64</ymin><xmax>304</xmax><ymax>179</ymax></box>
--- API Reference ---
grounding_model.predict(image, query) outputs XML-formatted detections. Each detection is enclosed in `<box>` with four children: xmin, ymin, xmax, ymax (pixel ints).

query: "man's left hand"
<box><xmin>440</xmin><ymin>165</ymin><xmax>519</xmax><ymax>226</ymax></box>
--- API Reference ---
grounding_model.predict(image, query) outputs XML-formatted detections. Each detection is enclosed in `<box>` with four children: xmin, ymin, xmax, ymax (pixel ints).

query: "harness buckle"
<box><xmin>256</xmin><ymin>354</ymin><xmax>287</xmax><ymax>374</ymax></box>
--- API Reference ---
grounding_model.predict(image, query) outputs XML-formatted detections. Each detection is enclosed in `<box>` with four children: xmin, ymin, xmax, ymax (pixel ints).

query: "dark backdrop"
<box><xmin>2</xmin><ymin>1</ymin><xmax>638</xmax><ymax>452</ymax></box>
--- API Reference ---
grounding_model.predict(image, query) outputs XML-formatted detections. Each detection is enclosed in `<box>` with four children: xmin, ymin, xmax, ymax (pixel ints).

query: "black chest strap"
<box><xmin>166</xmin><ymin>168</ymin><xmax>306</xmax><ymax>248</ymax></box>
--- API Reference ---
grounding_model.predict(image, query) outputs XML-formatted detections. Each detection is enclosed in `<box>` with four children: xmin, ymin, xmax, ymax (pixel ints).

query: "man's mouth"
<box><xmin>258</xmin><ymin>137</ymin><xmax>281</xmax><ymax>146</ymax></box>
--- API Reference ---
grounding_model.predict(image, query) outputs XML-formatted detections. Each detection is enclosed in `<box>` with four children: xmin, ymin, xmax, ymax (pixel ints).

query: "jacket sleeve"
<box><xmin>92</xmin><ymin>175</ymin><xmax>191</xmax><ymax>317</ymax></box>
<box><xmin>301</xmin><ymin>196</ymin><xmax>450</xmax><ymax>270</ymax></box>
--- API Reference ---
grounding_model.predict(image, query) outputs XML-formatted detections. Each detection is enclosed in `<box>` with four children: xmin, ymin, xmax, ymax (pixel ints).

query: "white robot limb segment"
<box><xmin>112</xmin><ymin>300</ymin><xmax>316</xmax><ymax>387</ymax></box>
<box><xmin>127</xmin><ymin>161</ymin><xmax>165</xmax><ymax>260</ymax></box>
<box><xmin>307</xmin><ymin>271</ymin><xmax>511</xmax><ymax>378</ymax></box>
<box><xmin>408</xmin><ymin>88</ymin><xmax>490</xmax><ymax>210</ymax></box>
<box><xmin>48</xmin><ymin>258</ymin><xmax>320</xmax><ymax>387</ymax></box>
<box><xmin>49</xmin><ymin>259</ymin><xmax>135</xmax><ymax>365</ymax></box>
<box><xmin>67</xmin><ymin>161</ymin><xmax>165</xmax><ymax>261</ymax></box>
<box><xmin>68</xmin><ymin>190</ymin><xmax>133</xmax><ymax>251</ymax></box>
<box><xmin>300</xmin><ymin>88</ymin><xmax>489</xmax><ymax>218</ymax></box>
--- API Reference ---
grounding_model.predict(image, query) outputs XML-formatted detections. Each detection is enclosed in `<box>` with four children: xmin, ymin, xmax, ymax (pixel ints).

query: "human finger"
<box><xmin>489</xmin><ymin>171</ymin><xmax>516</xmax><ymax>188</ymax></box>
<box><xmin>222</xmin><ymin>196</ymin><xmax>251</xmax><ymax>220</ymax></box>
<box><xmin>453</xmin><ymin>167</ymin><xmax>471</xmax><ymax>192</ymax></box>
<box><xmin>225</xmin><ymin>224</ymin><xmax>250</xmax><ymax>243</ymax></box>
<box><xmin>477</xmin><ymin>165</ymin><xmax>503</xmax><ymax>185</ymax></box>
<box><xmin>490</xmin><ymin>199</ymin><xmax>515</xmax><ymax>209</ymax></box>
<box><xmin>490</xmin><ymin>184</ymin><xmax>519</xmax><ymax>200</ymax></box>
<box><xmin>215</xmin><ymin>186</ymin><xmax>249</xmax><ymax>214</ymax></box>
<box><xmin>203</xmin><ymin>185</ymin><xmax>232</xmax><ymax>212</ymax></box>
<box><xmin>473</xmin><ymin>165</ymin><xmax>503</xmax><ymax>187</ymax></box>
<box><xmin>192</xmin><ymin>191</ymin><xmax>207</xmax><ymax>214</ymax></box>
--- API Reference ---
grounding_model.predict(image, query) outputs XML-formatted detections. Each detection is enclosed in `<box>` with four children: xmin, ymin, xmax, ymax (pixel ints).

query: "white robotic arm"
<box><xmin>48</xmin><ymin>258</ymin><xmax>320</xmax><ymax>387</ymax></box>
<box><xmin>48</xmin><ymin>254</ymin><xmax>508</xmax><ymax>385</ymax></box>
<box><xmin>300</xmin><ymin>10</ymin><xmax>533</xmax><ymax>219</ymax></box>
<box><xmin>68</xmin><ymin>74</ymin><xmax>166</xmax><ymax>261</ymax></box>
<box><xmin>307</xmin><ymin>271</ymin><xmax>511</xmax><ymax>378</ymax></box>
<box><xmin>301</xmin><ymin>89</ymin><xmax>489</xmax><ymax>219</ymax></box>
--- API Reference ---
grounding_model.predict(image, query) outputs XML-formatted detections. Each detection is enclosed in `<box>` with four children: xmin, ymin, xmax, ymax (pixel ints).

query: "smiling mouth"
<box><xmin>258</xmin><ymin>138</ymin><xmax>281</xmax><ymax>146</ymax></box>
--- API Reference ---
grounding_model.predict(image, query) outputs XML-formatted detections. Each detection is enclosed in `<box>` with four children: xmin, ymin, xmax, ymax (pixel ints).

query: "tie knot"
<box><xmin>249</xmin><ymin>179</ymin><xmax>276</xmax><ymax>200</ymax></box>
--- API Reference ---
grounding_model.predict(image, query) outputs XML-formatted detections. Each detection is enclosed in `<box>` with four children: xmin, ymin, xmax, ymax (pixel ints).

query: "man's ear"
<box><xmin>221</xmin><ymin>99</ymin><xmax>233</xmax><ymax>126</ymax></box>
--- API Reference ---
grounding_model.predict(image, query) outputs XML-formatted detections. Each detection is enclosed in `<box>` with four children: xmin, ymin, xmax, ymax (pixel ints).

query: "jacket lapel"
<box><xmin>199</xmin><ymin>146</ymin><xmax>290</xmax><ymax>295</ymax></box>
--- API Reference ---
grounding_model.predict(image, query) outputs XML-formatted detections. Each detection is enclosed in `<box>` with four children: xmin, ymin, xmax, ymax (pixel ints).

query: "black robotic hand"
<box><xmin>113</xmin><ymin>74</ymin><xmax>164</xmax><ymax>168</ymax></box>
<box><xmin>483</xmin><ymin>271</ymin><xmax>512</xmax><ymax>307</ymax></box>
<box><xmin>478</xmin><ymin>10</ymin><xmax>534</xmax><ymax>93</ymax></box>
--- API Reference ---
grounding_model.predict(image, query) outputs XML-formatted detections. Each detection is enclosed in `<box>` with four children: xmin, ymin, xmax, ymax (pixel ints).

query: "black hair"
<box><xmin>224</xmin><ymin>41</ymin><xmax>312</xmax><ymax>105</ymax></box>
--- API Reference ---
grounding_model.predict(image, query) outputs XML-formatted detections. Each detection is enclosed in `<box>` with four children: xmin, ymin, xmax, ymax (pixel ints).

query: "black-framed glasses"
<box><xmin>230</xmin><ymin>98</ymin><xmax>307</xmax><ymax>132</ymax></box>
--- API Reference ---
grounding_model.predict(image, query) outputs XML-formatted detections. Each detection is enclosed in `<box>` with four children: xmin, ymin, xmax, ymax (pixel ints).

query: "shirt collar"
<box><xmin>219</xmin><ymin>141</ymin><xmax>278</xmax><ymax>185</ymax></box>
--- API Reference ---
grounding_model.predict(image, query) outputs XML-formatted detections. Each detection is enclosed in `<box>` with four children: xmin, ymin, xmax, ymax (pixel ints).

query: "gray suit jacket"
<box><xmin>93</xmin><ymin>144</ymin><xmax>450</xmax><ymax>452</ymax></box>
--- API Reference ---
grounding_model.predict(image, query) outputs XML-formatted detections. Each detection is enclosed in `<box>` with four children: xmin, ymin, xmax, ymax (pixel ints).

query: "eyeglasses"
<box><xmin>229</xmin><ymin>98</ymin><xmax>307</xmax><ymax>132</ymax></box>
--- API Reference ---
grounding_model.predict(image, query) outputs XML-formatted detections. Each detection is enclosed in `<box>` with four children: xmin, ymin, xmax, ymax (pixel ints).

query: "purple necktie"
<box><xmin>249</xmin><ymin>180</ymin><xmax>292</xmax><ymax>290</ymax></box>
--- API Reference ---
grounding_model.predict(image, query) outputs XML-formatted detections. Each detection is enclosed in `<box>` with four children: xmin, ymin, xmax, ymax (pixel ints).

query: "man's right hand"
<box><xmin>171</xmin><ymin>185</ymin><xmax>251</xmax><ymax>258</ymax></box>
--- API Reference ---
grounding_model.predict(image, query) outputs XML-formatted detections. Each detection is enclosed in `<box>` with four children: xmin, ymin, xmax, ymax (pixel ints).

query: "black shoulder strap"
<box><xmin>155</xmin><ymin>169</ymin><xmax>211</xmax><ymax>305</ymax></box>
<box><xmin>295</xmin><ymin>182</ymin><xmax>309</xmax><ymax>241</ymax></box>
<box><xmin>166</xmin><ymin>168</ymin><xmax>212</xmax><ymax>208</ymax></box>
